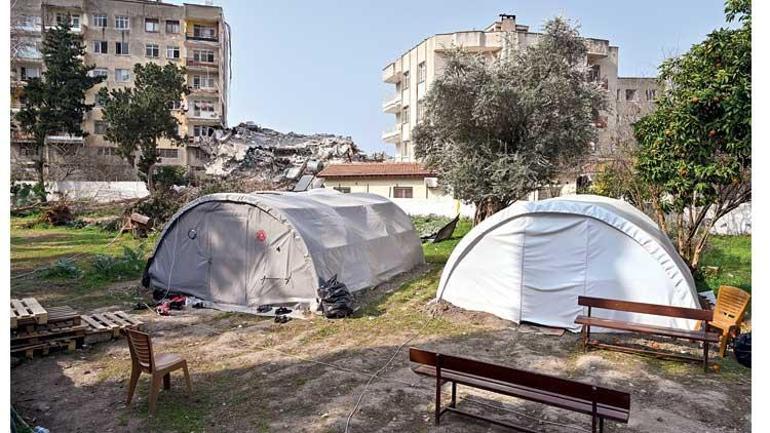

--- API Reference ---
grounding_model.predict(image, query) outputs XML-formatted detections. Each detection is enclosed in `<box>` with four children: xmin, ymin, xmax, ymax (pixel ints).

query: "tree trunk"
<box><xmin>34</xmin><ymin>139</ymin><xmax>47</xmax><ymax>203</ymax></box>
<box><xmin>473</xmin><ymin>197</ymin><xmax>505</xmax><ymax>225</ymax></box>
<box><xmin>145</xmin><ymin>163</ymin><xmax>156</xmax><ymax>194</ymax></box>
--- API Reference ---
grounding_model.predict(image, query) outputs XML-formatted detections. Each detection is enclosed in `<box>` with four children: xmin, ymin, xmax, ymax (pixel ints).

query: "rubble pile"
<box><xmin>198</xmin><ymin>122</ymin><xmax>369</xmax><ymax>181</ymax></box>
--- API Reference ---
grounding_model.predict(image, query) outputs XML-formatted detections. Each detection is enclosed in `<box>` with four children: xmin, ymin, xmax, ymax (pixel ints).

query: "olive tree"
<box><xmin>413</xmin><ymin>18</ymin><xmax>606</xmax><ymax>223</ymax></box>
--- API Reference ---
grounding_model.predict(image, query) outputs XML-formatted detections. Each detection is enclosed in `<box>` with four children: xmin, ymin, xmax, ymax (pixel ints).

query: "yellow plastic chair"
<box><xmin>708</xmin><ymin>285</ymin><xmax>751</xmax><ymax>357</ymax></box>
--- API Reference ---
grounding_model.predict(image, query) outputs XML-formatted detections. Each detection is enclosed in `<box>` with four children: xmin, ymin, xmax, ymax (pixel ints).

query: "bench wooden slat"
<box><xmin>575</xmin><ymin>316</ymin><xmax>720</xmax><ymax>343</ymax></box>
<box><xmin>412</xmin><ymin>365</ymin><xmax>630</xmax><ymax>422</ymax></box>
<box><xmin>412</xmin><ymin>348</ymin><xmax>629</xmax><ymax>409</ymax></box>
<box><xmin>578</xmin><ymin>296</ymin><xmax>713</xmax><ymax>321</ymax></box>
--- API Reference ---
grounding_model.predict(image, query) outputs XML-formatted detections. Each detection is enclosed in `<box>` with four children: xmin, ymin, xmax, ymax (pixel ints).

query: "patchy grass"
<box><xmin>11</xmin><ymin>219</ymin><xmax>156</xmax><ymax>309</ymax></box>
<box><xmin>696</xmin><ymin>235</ymin><xmax>751</xmax><ymax>294</ymax></box>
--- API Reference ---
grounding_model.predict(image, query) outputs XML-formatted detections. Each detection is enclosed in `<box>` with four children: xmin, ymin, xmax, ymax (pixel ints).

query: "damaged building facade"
<box><xmin>10</xmin><ymin>0</ymin><xmax>230</xmax><ymax>181</ymax></box>
<box><xmin>322</xmin><ymin>14</ymin><xmax>659</xmax><ymax>204</ymax></box>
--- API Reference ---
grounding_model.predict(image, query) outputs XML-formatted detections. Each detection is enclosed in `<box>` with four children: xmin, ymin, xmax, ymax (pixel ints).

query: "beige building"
<box><xmin>382</xmin><ymin>14</ymin><xmax>657</xmax><ymax>164</ymax></box>
<box><xmin>10</xmin><ymin>0</ymin><xmax>230</xmax><ymax>180</ymax></box>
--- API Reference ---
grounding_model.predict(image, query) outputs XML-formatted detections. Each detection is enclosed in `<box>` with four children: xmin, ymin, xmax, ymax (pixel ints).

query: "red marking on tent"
<box><xmin>256</xmin><ymin>229</ymin><xmax>267</xmax><ymax>242</ymax></box>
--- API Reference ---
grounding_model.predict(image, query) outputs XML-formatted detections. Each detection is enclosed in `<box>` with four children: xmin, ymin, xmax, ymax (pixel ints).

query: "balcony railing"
<box><xmin>586</xmin><ymin>39</ymin><xmax>609</xmax><ymax>57</ymax></box>
<box><xmin>186</xmin><ymin>57</ymin><xmax>217</xmax><ymax>68</ymax></box>
<box><xmin>382</xmin><ymin>93</ymin><xmax>401</xmax><ymax>113</ymax></box>
<box><xmin>381</xmin><ymin>125</ymin><xmax>401</xmax><ymax>143</ymax></box>
<box><xmin>190</xmin><ymin>85</ymin><xmax>219</xmax><ymax>94</ymax></box>
<box><xmin>186</xmin><ymin>32</ymin><xmax>218</xmax><ymax>42</ymax></box>
<box><xmin>189</xmin><ymin>110</ymin><xmax>220</xmax><ymax>120</ymax></box>
<box><xmin>382</xmin><ymin>61</ymin><xmax>402</xmax><ymax>83</ymax></box>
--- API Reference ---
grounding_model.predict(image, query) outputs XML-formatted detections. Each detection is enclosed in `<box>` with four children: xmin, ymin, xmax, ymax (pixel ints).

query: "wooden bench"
<box><xmin>575</xmin><ymin>296</ymin><xmax>721</xmax><ymax>372</ymax></box>
<box><xmin>409</xmin><ymin>347</ymin><xmax>630</xmax><ymax>433</ymax></box>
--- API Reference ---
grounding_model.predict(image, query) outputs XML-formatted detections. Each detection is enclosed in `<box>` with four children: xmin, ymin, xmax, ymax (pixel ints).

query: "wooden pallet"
<box><xmin>11</xmin><ymin>336</ymin><xmax>80</xmax><ymax>359</ymax></box>
<box><xmin>81</xmin><ymin>311</ymin><xmax>143</xmax><ymax>338</ymax></box>
<box><xmin>12</xmin><ymin>305</ymin><xmax>81</xmax><ymax>336</ymax></box>
<box><xmin>10</xmin><ymin>298</ymin><xmax>47</xmax><ymax>329</ymax></box>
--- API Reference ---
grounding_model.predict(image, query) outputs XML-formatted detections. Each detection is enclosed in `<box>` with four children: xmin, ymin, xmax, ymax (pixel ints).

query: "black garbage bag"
<box><xmin>318</xmin><ymin>275</ymin><xmax>354</xmax><ymax>318</ymax></box>
<box><xmin>733</xmin><ymin>332</ymin><xmax>751</xmax><ymax>368</ymax></box>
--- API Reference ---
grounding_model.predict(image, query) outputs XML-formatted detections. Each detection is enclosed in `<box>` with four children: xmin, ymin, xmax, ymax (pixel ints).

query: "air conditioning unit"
<box><xmin>424</xmin><ymin>177</ymin><xmax>439</xmax><ymax>188</ymax></box>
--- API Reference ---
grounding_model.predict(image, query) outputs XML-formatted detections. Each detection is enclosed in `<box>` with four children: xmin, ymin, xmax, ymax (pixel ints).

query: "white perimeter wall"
<box><xmin>24</xmin><ymin>181</ymin><xmax>749</xmax><ymax>235</ymax></box>
<box><xmin>16</xmin><ymin>181</ymin><xmax>150</xmax><ymax>203</ymax></box>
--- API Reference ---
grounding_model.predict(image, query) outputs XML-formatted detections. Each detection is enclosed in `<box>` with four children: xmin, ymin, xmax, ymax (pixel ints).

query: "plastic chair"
<box><xmin>124</xmin><ymin>328</ymin><xmax>192</xmax><ymax>414</ymax></box>
<box><xmin>709</xmin><ymin>285</ymin><xmax>751</xmax><ymax>357</ymax></box>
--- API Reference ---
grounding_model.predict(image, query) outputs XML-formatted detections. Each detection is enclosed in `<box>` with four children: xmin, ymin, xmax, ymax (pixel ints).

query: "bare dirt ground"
<box><xmin>11</xmin><ymin>268</ymin><xmax>751</xmax><ymax>433</ymax></box>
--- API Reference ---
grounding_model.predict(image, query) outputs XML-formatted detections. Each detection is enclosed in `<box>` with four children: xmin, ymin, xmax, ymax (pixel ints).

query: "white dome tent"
<box><xmin>143</xmin><ymin>189</ymin><xmax>424</xmax><ymax>312</ymax></box>
<box><xmin>437</xmin><ymin>195</ymin><xmax>701</xmax><ymax>332</ymax></box>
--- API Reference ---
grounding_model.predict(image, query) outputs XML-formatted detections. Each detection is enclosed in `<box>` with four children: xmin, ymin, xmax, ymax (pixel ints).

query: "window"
<box><xmin>145</xmin><ymin>18</ymin><xmax>159</xmax><ymax>32</ymax></box>
<box><xmin>17</xmin><ymin>15</ymin><xmax>41</xmax><ymax>31</ymax></box>
<box><xmin>192</xmin><ymin>75</ymin><xmax>215</xmax><ymax>89</ymax></box>
<box><xmin>193</xmin><ymin>24</ymin><xmax>216</xmax><ymax>39</ymax></box>
<box><xmin>168</xmin><ymin>99</ymin><xmax>182</xmax><ymax>110</ymax></box>
<box><xmin>159</xmin><ymin>148</ymin><xmax>179</xmax><ymax>159</ymax></box>
<box><xmin>115</xmin><ymin>41</ymin><xmax>129</xmax><ymax>55</ymax></box>
<box><xmin>625</xmin><ymin>89</ymin><xmax>637</xmax><ymax>101</ymax></box>
<box><xmin>193</xmin><ymin>125</ymin><xmax>215</xmax><ymax>137</ymax></box>
<box><xmin>165</xmin><ymin>20</ymin><xmax>180</xmax><ymax>33</ymax></box>
<box><xmin>115</xmin><ymin>15</ymin><xmax>129</xmax><ymax>30</ymax></box>
<box><xmin>145</xmin><ymin>43</ymin><xmax>159</xmax><ymax>58</ymax></box>
<box><xmin>417</xmin><ymin>62</ymin><xmax>426</xmax><ymax>83</ymax></box>
<box><xmin>93</xmin><ymin>40</ymin><xmax>108</xmax><ymax>54</ymax></box>
<box><xmin>20</xmin><ymin>67</ymin><xmax>40</xmax><ymax>80</ymax></box>
<box><xmin>192</xmin><ymin>100</ymin><xmax>215</xmax><ymax>117</ymax></box>
<box><xmin>416</xmin><ymin>100</ymin><xmax>425</xmax><ymax>123</ymax></box>
<box><xmin>56</xmin><ymin>12</ymin><xmax>80</xmax><ymax>29</ymax></box>
<box><xmin>393</xmin><ymin>186</ymin><xmax>413</xmax><ymax>199</ymax></box>
<box><xmin>19</xmin><ymin>144</ymin><xmax>38</xmax><ymax>157</ymax></box>
<box><xmin>333</xmin><ymin>187</ymin><xmax>351</xmax><ymax>193</ymax></box>
<box><xmin>95</xmin><ymin>92</ymin><xmax>108</xmax><ymax>107</ymax></box>
<box><xmin>402</xmin><ymin>71</ymin><xmax>410</xmax><ymax>90</ymax></box>
<box><xmin>94</xmin><ymin>121</ymin><xmax>107</xmax><ymax>135</ymax></box>
<box><xmin>89</xmin><ymin>68</ymin><xmax>109</xmax><ymax>78</ymax></box>
<box><xmin>92</xmin><ymin>14</ymin><xmax>107</xmax><ymax>28</ymax></box>
<box><xmin>115</xmin><ymin>69</ymin><xmax>130</xmax><ymax>82</ymax></box>
<box><xmin>166</xmin><ymin>45</ymin><xmax>180</xmax><ymax>59</ymax></box>
<box><xmin>193</xmin><ymin>50</ymin><xmax>215</xmax><ymax>63</ymax></box>
<box><xmin>646</xmin><ymin>88</ymin><xmax>656</xmax><ymax>101</ymax></box>
<box><xmin>401</xmin><ymin>106</ymin><xmax>410</xmax><ymax>124</ymax></box>
<box><xmin>96</xmin><ymin>147</ymin><xmax>119</xmax><ymax>157</ymax></box>
<box><xmin>588</xmin><ymin>64</ymin><xmax>601</xmax><ymax>82</ymax></box>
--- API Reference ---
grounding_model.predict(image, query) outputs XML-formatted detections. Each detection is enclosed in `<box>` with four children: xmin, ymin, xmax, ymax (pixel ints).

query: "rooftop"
<box><xmin>318</xmin><ymin>162</ymin><xmax>433</xmax><ymax>178</ymax></box>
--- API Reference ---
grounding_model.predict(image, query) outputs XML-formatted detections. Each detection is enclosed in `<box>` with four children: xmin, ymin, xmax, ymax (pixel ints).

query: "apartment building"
<box><xmin>326</xmin><ymin>14</ymin><xmax>657</xmax><ymax>203</ymax></box>
<box><xmin>383</xmin><ymin>14</ymin><xmax>657</xmax><ymax>162</ymax></box>
<box><xmin>10</xmin><ymin>0</ymin><xmax>231</xmax><ymax>180</ymax></box>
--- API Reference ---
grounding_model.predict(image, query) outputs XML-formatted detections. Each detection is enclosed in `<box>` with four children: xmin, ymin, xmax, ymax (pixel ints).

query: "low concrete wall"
<box><xmin>710</xmin><ymin>203</ymin><xmax>751</xmax><ymax>235</ymax></box>
<box><xmin>390</xmin><ymin>198</ymin><xmax>476</xmax><ymax>218</ymax></box>
<box><xmin>16</xmin><ymin>181</ymin><xmax>151</xmax><ymax>203</ymax></box>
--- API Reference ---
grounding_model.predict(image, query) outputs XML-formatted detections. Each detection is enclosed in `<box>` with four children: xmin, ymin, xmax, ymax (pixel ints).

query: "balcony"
<box><xmin>586</xmin><ymin>38</ymin><xmax>609</xmax><ymax>58</ymax></box>
<box><xmin>42</xmin><ymin>0</ymin><xmax>84</xmax><ymax>8</ymax></box>
<box><xmin>186</xmin><ymin>57</ymin><xmax>217</xmax><ymax>69</ymax></box>
<box><xmin>188</xmin><ymin>110</ymin><xmax>220</xmax><ymax>121</ymax></box>
<box><xmin>186</xmin><ymin>31</ymin><xmax>218</xmax><ymax>43</ymax></box>
<box><xmin>382</xmin><ymin>93</ymin><xmax>401</xmax><ymax>113</ymax></box>
<box><xmin>382</xmin><ymin>60</ymin><xmax>402</xmax><ymax>84</ymax></box>
<box><xmin>382</xmin><ymin>125</ymin><xmax>401</xmax><ymax>143</ymax></box>
<box><xmin>190</xmin><ymin>85</ymin><xmax>219</xmax><ymax>95</ymax></box>
<box><xmin>46</xmin><ymin>133</ymin><xmax>84</xmax><ymax>144</ymax></box>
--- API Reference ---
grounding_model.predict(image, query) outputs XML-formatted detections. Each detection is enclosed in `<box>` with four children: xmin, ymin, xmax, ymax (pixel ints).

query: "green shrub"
<box><xmin>91</xmin><ymin>245</ymin><xmax>146</xmax><ymax>280</ymax></box>
<box><xmin>40</xmin><ymin>258</ymin><xmax>82</xmax><ymax>279</ymax></box>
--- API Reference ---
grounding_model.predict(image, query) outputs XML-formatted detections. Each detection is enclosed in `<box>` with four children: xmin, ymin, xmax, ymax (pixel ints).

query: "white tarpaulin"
<box><xmin>144</xmin><ymin>189</ymin><xmax>424</xmax><ymax>311</ymax></box>
<box><xmin>437</xmin><ymin>195</ymin><xmax>701</xmax><ymax>332</ymax></box>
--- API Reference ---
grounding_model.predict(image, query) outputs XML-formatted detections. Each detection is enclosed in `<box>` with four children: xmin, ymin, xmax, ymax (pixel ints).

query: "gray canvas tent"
<box><xmin>143</xmin><ymin>189</ymin><xmax>424</xmax><ymax>311</ymax></box>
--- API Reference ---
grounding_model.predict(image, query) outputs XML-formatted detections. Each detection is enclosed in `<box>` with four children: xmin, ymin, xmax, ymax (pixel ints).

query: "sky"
<box><xmin>197</xmin><ymin>0</ymin><xmax>731</xmax><ymax>155</ymax></box>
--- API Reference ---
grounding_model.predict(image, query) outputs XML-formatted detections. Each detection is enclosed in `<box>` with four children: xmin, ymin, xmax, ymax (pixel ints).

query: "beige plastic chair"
<box><xmin>708</xmin><ymin>285</ymin><xmax>751</xmax><ymax>357</ymax></box>
<box><xmin>125</xmin><ymin>328</ymin><xmax>192</xmax><ymax>414</ymax></box>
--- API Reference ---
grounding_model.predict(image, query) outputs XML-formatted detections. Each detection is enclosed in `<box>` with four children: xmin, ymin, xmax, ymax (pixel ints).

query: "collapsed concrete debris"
<box><xmin>197</xmin><ymin>122</ymin><xmax>376</xmax><ymax>183</ymax></box>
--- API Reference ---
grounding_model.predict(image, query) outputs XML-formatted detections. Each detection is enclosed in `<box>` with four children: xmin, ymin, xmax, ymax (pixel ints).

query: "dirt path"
<box><xmin>11</xmin><ymin>302</ymin><xmax>751</xmax><ymax>433</ymax></box>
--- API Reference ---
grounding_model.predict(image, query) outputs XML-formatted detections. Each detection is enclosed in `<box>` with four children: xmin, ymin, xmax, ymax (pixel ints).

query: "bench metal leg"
<box><xmin>435</xmin><ymin>367</ymin><xmax>442</xmax><ymax>425</ymax></box>
<box><xmin>703</xmin><ymin>341</ymin><xmax>709</xmax><ymax>373</ymax></box>
<box><xmin>450</xmin><ymin>381</ymin><xmax>456</xmax><ymax>408</ymax></box>
<box><xmin>600</xmin><ymin>417</ymin><xmax>604</xmax><ymax>433</ymax></box>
